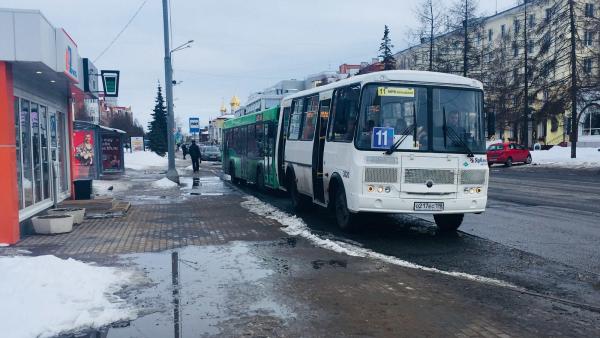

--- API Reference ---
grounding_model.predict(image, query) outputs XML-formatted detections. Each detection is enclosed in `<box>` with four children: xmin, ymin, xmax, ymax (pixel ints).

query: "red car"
<box><xmin>487</xmin><ymin>142</ymin><xmax>532</xmax><ymax>167</ymax></box>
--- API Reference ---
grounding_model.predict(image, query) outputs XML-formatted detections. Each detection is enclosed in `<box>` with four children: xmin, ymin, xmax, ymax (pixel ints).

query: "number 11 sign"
<box><xmin>371</xmin><ymin>127</ymin><xmax>394</xmax><ymax>149</ymax></box>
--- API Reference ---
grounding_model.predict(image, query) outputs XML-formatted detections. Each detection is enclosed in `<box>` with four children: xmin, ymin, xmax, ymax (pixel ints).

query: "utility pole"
<box><xmin>463</xmin><ymin>0</ymin><xmax>468</xmax><ymax>77</ymax></box>
<box><xmin>568</xmin><ymin>0</ymin><xmax>578</xmax><ymax>158</ymax></box>
<box><xmin>523</xmin><ymin>1</ymin><xmax>530</xmax><ymax>148</ymax></box>
<box><xmin>162</xmin><ymin>0</ymin><xmax>179</xmax><ymax>183</ymax></box>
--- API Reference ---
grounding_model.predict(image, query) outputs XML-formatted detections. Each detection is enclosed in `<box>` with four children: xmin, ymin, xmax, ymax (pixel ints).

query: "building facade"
<box><xmin>395</xmin><ymin>0</ymin><xmax>600</xmax><ymax>146</ymax></box>
<box><xmin>0</xmin><ymin>9</ymin><xmax>100</xmax><ymax>244</ymax></box>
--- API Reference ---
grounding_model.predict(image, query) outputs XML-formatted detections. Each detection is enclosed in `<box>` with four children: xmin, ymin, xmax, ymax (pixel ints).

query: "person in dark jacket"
<box><xmin>181</xmin><ymin>143</ymin><xmax>188</xmax><ymax>159</ymax></box>
<box><xmin>188</xmin><ymin>140</ymin><xmax>201</xmax><ymax>172</ymax></box>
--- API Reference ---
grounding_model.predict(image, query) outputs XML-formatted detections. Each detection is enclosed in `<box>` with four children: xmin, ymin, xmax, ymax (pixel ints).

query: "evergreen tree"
<box><xmin>147</xmin><ymin>83</ymin><xmax>168</xmax><ymax>156</ymax></box>
<box><xmin>379</xmin><ymin>25</ymin><xmax>396</xmax><ymax>70</ymax></box>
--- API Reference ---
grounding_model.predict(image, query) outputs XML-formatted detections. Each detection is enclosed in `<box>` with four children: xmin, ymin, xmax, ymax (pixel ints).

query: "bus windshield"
<box><xmin>356</xmin><ymin>84</ymin><xmax>428</xmax><ymax>151</ymax></box>
<box><xmin>355</xmin><ymin>84</ymin><xmax>485</xmax><ymax>154</ymax></box>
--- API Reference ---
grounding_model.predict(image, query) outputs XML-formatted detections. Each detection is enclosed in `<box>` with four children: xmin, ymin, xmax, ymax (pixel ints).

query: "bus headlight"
<box><xmin>368</xmin><ymin>185</ymin><xmax>374</xmax><ymax>193</ymax></box>
<box><xmin>384</xmin><ymin>186</ymin><xmax>391</xmax><ymax>193</ymax></box>
<box><xmin>464</xmin><ymin>187</ymin><xmax>483</xmax><ymax>194</ymax></box>
<box><xmin>377</xmin><ymin>186</ymin><xmax>384</xmax><ymax>193</ymax></box>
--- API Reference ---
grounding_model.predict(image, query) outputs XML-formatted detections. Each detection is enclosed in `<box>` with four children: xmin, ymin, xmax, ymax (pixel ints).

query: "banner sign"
<box><xmin>101</xmin><ymin>135</ymin><xmax>122</xmax><ymax>171</ymax></box>
<box><xmin>189</xmin><ymin>117</ymin><xmax>200</xmax><ymax>133</ymax></box>
<box><xmin>131</xmin><ymin>137</ymin><xmax>144</xmax><ymax>151</ymax></box>
<box><xmin>73</xmin><ymin>130</ymin><xmax>95</xmax><ymax>179</ymax></box>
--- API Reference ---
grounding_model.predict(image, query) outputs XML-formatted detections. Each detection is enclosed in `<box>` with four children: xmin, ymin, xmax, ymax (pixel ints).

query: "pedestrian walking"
<box><xmin>188</xmin><ymin>140</ymin><xmax>201</xmax><ymax>172</ymax></box>
<box><xmin>181</xmin><ymin>143</ymin><xmax>188</xmax><ymax>159</ymax></box>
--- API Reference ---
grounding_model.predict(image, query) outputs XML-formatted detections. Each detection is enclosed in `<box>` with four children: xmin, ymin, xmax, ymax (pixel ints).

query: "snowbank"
<box><xmin>124</xmin><ymin>151</ymin><xmax>168</xmax><ymax>170</ymax></box>
<box><xmin>531</xmin><ymin>146</ymin><xmax>600</xmax><ymax>168</ymax></box>
<box><xmin>0</xmin><ymin>255</ymin><xmax>135</xmax><ymax>338</ymax></box>
<box><xmin>240</xmin><ymin>196</ymin><xmax>517</xmax><ymax>289</ymax></box>
<box><xmin>151</xmin><ymin>177</ymin><xmax>178</xmax><ymax>189</ymax></box>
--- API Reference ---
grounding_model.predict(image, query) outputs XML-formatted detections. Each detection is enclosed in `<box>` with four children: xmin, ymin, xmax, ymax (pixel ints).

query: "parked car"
<box><xmin>201</xmin><ymin>145</ymin><xmax>221</xmax><ymax>162</ymax></box>
<box><xmin>487</xmin><ymin>142</ymin><xmax>532</xmax><ymax>167</ymax></box>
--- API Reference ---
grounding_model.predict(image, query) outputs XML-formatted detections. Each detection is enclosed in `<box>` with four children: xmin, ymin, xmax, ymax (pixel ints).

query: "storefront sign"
<box><xmin>101</xmin><ymin>70</ymin><xmax>120</xmax><ymax>97</ymax></box>
<box><xmin>56</xmin><ymin>28</ymin><xmax>79</xmax><ymax>83</ymax></box>
<box><xmin>131</xmin><ymin>137</ymin><xmax>144</xmax><ymax>151</ymax></box>
<box><xmin>84</xmin><ymin>99</ymin><xmax>99</xmax><ymax>124</ymax></box>
<box><xmin>73</xmin><ymin>130</ymin><xmax>95</xmax><ymax>179</ymax></box>
<box><xmin>83</xmin><ymin>58</ymin><xmax>99</xmax><ymax>96</ymax></box>
<box><xmin>101</xmin><ymin>135</ymin><xmax>122</xmax><ymax>172</ymax></box>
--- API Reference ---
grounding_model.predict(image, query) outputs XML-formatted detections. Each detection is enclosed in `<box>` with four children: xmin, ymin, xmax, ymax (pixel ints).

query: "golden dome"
<box><xmin>230</xmin><ymin>95</ymin><xmax>241</xmax><ymax>108</ymax></box>
<box><xmin>219</xmin><ymin>99</ymin><xmax>227</xmax><ymax>113</ymax></box>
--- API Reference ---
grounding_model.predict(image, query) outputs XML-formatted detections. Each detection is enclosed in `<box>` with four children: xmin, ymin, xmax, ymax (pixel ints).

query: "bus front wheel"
<box><xmin>433</xmin><ymin>213</ymin><xmax>464</xmax><ymax>232</ymax></box>
<box><xmin>334</xmin><ymin>186</ymin><xmax>358</xmax><ymax>231</ymax></box>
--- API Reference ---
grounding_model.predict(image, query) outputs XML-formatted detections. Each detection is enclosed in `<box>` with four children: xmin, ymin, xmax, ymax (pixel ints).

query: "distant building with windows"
<box><xmin>394</xmin><ymin>0</ymin><xmax>600</xmax><ymax>147</ymax></box>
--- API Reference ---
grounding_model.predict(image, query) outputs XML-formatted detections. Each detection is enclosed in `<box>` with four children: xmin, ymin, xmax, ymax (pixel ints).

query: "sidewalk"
<box><xmin>4</xmin><ymin>157</ymin><xmax>600</xmax><ymax>337</ymax></box>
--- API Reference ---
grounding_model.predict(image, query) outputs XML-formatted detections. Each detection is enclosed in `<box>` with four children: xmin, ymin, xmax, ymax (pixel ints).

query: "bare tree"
<box><xmin>414</xmin><ymin>0</ymin><xmax>448</xmax><ymax>71</ymax></box>
<box><xmin>448</xmin><ymin>0</ymin><xmax>482</xmax><ymax>77</ymax></box>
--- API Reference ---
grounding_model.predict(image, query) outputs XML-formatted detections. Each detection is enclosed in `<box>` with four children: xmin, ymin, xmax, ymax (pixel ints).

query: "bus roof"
<box><xmin>282</xmin><ymin>70</ymin><xmax>483</xmax><ymax>102</ymax></box>
<box><xmin>223</xmin><ymin>106</ymin><xmax>279</xmax><ymax>129</ymax></box>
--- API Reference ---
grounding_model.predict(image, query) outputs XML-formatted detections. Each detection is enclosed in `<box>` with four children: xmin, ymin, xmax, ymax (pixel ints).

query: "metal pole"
<box><xmin>162</xmin><ymin>0</ymin><xmax>179</xmax><ymax>183</ymax></box>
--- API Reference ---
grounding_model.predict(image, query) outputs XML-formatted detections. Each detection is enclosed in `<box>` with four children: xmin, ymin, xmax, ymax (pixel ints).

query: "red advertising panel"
<box><xmin>72</xmin><ymin>130</ymin><xmax>95</xmax><ymax>179</ymax></box>
<box><xmin>101</xmin><ymin>135</ymin><xmax>122</xmax><ymax>171</ymax></box>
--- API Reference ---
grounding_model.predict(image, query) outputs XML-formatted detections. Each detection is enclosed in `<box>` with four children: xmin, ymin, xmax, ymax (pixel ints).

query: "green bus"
<box><xmin>222</xmin><ymin>106</ymin><xmax>280</xmax><ymax>190</ymax></box>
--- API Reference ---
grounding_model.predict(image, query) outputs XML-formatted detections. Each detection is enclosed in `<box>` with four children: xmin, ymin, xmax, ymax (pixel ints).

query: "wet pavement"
<box><xmin>7</xmin><ymin>158</ymin><xmax>600</xmax><ymax>337</ymax></box>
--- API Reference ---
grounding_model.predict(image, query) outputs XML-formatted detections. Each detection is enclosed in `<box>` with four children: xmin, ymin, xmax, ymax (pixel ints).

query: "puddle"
<box><xmin>55</xmin><ymin>242</ymin><xmax>293</xmax><ymax>337</ymax></box>
<box><xmin>180</xmin><ymin>175</ymin><xmax>232</xmax><ymax>196</ymax></box>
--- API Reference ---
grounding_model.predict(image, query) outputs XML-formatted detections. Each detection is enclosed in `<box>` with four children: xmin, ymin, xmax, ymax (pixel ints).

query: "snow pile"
<box><xmin>241</xmin><ymin>196</ymin><xmax>518</xmax><ymax>289</ymax></box>
<box><xmin>531</xmin><ymin>146</ymin><xmax>600</xmax><ymax>168</ymax></box>
<box><xmin>151</xmin><ymin>177</ymin><xmax>178</xmax><ymax>189</ymax></box>
<box><xmin>124</xmin><ymin>151</ymin><xmax>168</xmax><ymax>170</ymax></box>
<box><xmin>0</xmin><ymin>255</ymin><xmax>135</xmax><ymax>338</ymax></box>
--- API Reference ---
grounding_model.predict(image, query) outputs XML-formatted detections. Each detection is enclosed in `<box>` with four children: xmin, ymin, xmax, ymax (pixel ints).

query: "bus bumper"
<box><xmin>348</xmin><ymin>193</ymin><xmax>487</xmax><ymax>214</ymax></box>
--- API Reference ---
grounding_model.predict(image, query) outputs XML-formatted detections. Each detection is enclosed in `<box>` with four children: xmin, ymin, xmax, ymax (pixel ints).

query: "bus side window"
<box><xmin>288</xmin><ymin>98</ymin><xmax>303</xmax><ymax>140</ymax></box>
<box><xmin>282</xmin><ymin>106</ymin><xmax>291</xmax><ymax>139</ymax></box>
<box><xmin>248</xmin><ymin>125</ymin><xmax>257</xmax><ymax>158</ymax></box>
<box><xmin>328</xmin><ymin>84</ymin><xmax>360</xmax><ymax>142</ymax></box>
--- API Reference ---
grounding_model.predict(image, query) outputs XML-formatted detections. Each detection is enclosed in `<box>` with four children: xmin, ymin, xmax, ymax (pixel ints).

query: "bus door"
<box><xmin>265</xmin><ymin>122</ymin><xmax>276</xmax><ymax>186</ymax></box>
<box><xmin>277</xmin><ymin>106</ymin><xmax>291</xmax><ymax>187</ymax></box>
<box><xmin>312</xmin><ymin>98</ymin><xmax>331</xmax><ymax>203</ymax></box>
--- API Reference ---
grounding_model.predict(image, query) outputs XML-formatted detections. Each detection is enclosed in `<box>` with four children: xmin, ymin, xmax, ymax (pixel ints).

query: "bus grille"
<box><xmin>364</xmin><ymin>168</ymin><xmax>398</xmax><ymax>183</ymax></box>
<box><xmin>404</xmin><ymin>169</ymin><xmax>456</xmax><ymax>185</ymax></box>
<box><xmin>460</xmin><ymin>170</ymin><xmax>487</xmax><ymax>185</ymax></box>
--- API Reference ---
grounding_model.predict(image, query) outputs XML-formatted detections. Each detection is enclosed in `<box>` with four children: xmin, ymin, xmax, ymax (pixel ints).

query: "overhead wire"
<box><xmin>94</xmin><ymin>0</ymin><xmax>148</xmax><ymax>63</ymax></box>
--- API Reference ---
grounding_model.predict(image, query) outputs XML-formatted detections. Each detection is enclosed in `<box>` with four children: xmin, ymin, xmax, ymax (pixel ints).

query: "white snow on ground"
<box><xmin>0</xmin><ymin>255</ymin><xmax>135</xmax><ymax>338</ymax></box>
<box><xmin>530</xmin><ymin>146</ymin><xmax>600</xmax><ymax>168</ymax></box>
<box><xmin>124</xmin><ymin>151</ymin><xmax>168</xmax><ymax>170</ymax></box>
<box><xmin>241</xmin><ymin>196</ymin><xmax>519</xmax><ymax>290</ymax></box>
<box><xmin>151</xmin><ymin>177</ymin><xmax>179</xmax><ymax>189</ymax></box>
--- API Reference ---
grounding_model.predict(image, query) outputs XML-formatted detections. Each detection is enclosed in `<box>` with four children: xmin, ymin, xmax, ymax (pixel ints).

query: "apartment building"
<box><xmin>395</xmin><ymin>0</ymin><xmax>600</xmax><ymax>146</ymax></box>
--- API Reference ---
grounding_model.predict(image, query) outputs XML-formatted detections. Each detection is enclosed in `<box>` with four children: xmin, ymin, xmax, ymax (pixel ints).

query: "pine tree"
<box><xmin>379</xmin><ymin>25</ymin><xmax>396</xmax><ymax>70</ymax></box>
<box><xmin>147</xmin><ymin>83</ymin><xmax>168</xmax><ymax>156</ymax></box>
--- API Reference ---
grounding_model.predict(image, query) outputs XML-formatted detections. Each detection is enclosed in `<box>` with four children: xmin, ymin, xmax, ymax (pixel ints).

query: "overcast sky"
<box><xmin>4</xmin><ymin>0</ymin><xmax>517</xmax><ymax>131</ymax></box>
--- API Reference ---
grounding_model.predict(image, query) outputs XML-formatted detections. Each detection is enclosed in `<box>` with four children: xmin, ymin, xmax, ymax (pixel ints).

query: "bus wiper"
<box><xmin>385</xmin><ymin>103</ymin><xmax>418</xmax><ymax>155</ymax></box>
<box><xmin>442</xmin><ymin>107</ymin><xmax>474</xmax><ymax>157</ymax></box>
<box><xmin>385</xmin><ymin>124</ymin><xmax>415</xmax><ymax>155</ymax></box>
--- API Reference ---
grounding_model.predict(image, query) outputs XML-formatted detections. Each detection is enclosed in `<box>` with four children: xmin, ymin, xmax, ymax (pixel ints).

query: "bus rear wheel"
<box><xmin>230</xmin><ymin>162</ymin><xmax>240</xmax><ymax>185</ymax></box>
<box><xmin>334</xmin><ymin>186</ymin><xmax>358</xmax><ymax>231</ymax></box>
<box><xmin>433</xmin><ymin>213</ymin><xmax>464</xmax><ymax>232</ymax></box>
<box><xmin>256</xmin><ymin>167</ymin><xmax>265</xmax><ymax>191</ymax></box>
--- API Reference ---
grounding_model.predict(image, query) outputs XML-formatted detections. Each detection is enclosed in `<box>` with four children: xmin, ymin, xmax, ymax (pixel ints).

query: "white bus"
<box><xmin>275</xmin><ymin>70</ymin><xmax>489</xmax><ymax>231</ymax></box>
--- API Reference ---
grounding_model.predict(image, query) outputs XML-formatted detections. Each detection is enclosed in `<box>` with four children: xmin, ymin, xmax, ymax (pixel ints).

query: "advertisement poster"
<box><xmin>131</xmin><ymin>137</ymin><xmax>144</xmax><ymax>151</ymax></box>
<box><xmin>101</xmin><ymin>136</ymin><xmax>122</xmax><ymax>171</ymax></box>
<box><xmin>73</xmin><ymin>130</ymin><xmax>95</xmax><ymax>179</ymax></box>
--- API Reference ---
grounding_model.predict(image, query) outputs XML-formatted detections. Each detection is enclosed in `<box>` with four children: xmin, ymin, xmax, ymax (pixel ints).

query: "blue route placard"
<box><xmin>371</xmin><ymin>127</ymin><xmax>394</xmax><ymax>149</ymax></box>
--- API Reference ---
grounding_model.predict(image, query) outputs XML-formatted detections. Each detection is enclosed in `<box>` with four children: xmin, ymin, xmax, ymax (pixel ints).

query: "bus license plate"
<box><xmin>414</xmin><ymin>202</ymin><xmax>444</xmax><ymax>211</ymax></box>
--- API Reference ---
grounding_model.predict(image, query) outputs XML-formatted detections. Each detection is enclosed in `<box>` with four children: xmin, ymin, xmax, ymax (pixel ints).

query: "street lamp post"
<box><xmin>162</xmin><ymin>0</ymin><xmax>178</xmax><ymax>183</ymax></box>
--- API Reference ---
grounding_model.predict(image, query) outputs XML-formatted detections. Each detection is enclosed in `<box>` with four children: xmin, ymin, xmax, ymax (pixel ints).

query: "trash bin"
<box><xmin>74</xmin><ymin>179</ymin><xmax>93</xmax><ymax>200</ymax></box>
